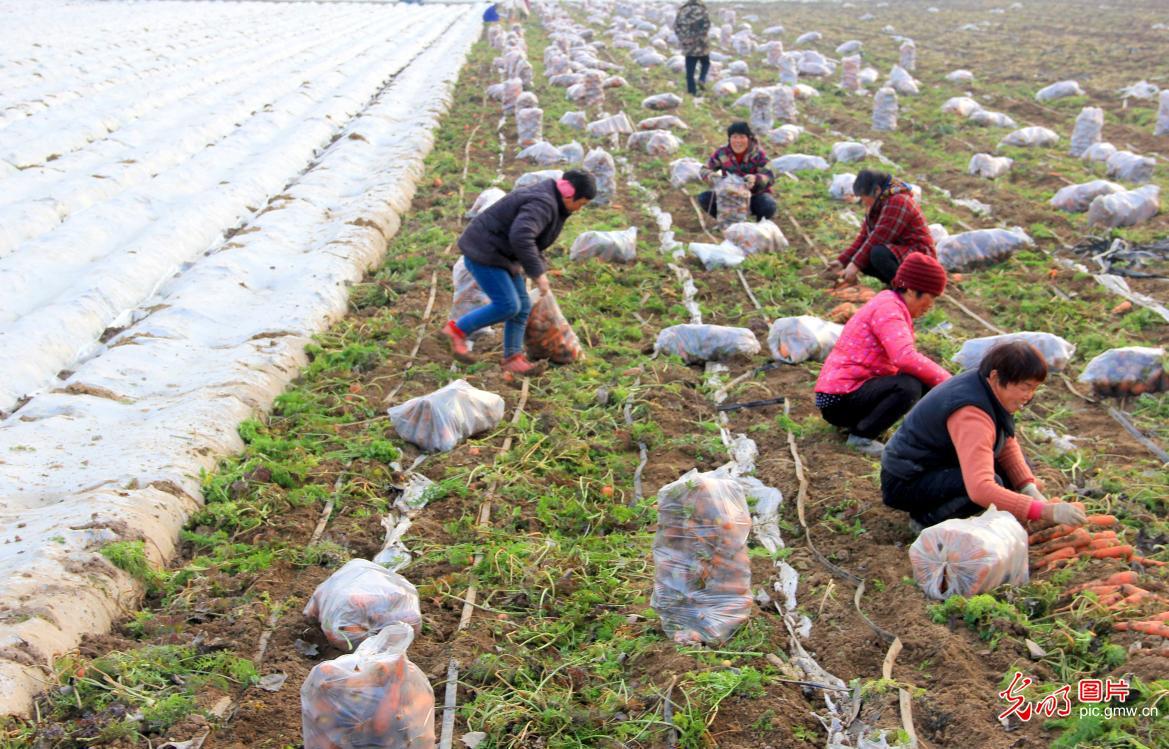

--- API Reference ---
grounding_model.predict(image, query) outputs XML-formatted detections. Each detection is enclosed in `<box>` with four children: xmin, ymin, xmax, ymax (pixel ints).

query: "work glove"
<box><xmin>1040</xmin><ymin>501</ymin><xmax>1086</xmax><ymax>527</ymax></box>
<box><xmin>1019</xmin><ymin>482</ymin><xmax>1045</xmax><ymax>501</ymax></box>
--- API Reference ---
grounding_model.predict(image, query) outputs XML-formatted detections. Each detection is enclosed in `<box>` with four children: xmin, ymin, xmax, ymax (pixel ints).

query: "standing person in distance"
<box><xmin>696</xmin><ymin>121</ymin><xmax>776</xmax><ymax>222</ymax></box>
<box><xmin>838</xmin><ymin>169</ymin><xmax>936</xmax><ymax>286</ymax></box>
<box><xmin>442</xmin><ymin>171</ymin><xmax>596</xmax><ymax>376</ymax></box>
<box><xmin>674</xmin><ymin>0</ymin><xmax>711</xmax><ymax>97</ymax></box>
<box><xmin>815</xmin><ymin>253</ymin><xmax>951</xmax><ymax>457</ymax></box>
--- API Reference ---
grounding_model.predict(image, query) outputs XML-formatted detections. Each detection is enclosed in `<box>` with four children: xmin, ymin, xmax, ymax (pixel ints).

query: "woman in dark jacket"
<box><xmin>697</xmin><ymin>121</ymin><xmax>776</xmax><ymax>222</ymax></box>
<box><xmin>443</xmin><ymin>170</ymin><xmax>595</xmax><ymax>375</ymax></box>
<box><xmin>881</xmin><ymin>341</ymin><xmax>1087</xmax><ymax>533</ymax></box>
<box><xmin>839</xmin><ymin>170</ymin><xmax>936</xmax><ymax>286</ymax></box>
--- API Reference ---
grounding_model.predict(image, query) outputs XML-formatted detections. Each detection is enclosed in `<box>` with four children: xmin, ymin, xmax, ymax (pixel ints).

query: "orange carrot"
<box><xmin>1070</xmin><ymin>570</ymin><xmax>1138</xmax><ymax>592</ymax></box>
<box><xmin>1029</xmin><ymin>524</ymin><xmax>1076</xmax><ymax>546</ymax></box>
<box><xmin>1035</xmin><ymin>546</ymin><xmax>1077</xmax><ymax>567</ymax></box>
<box><xmin>1090</xmin><ymin>545</ymin><xmax>1135</xmax><ymax>560</ymax></box>
<box><xmin>1086</xmin><ymin>515</ymin><xmax>1118</xmax><ymax>527</ymax></box>
<box><xmin>1088</xmin><ymin>530</ymin><xmax>1118</xmax><ymax>541</ymax></box>
<box><xmin>1148</xmin><ymin>611</ymin><xmax>1169</xmax><ymax>622</ymax></box>
<box><xmin>1033</xmin><ymin>528</ymin><xmax>1091</xmax><ymax>555</ymax></box>
<box><xmin>1114</xmin><ymin>621</ymin><xmax>1169</xmax><ymax>638</ymax></box>
<box><xmin>1089</xmin><ymin>537</ymin><xmax>1123</xmax><ymax>550</ymax></box>
<box><xmin>1134</xmin><ymin>556</ymin><xmax>1168</xmax><ymax>567</ymax></box>
<box><xmin>1074</xmin><ymin>584</ymin><xmax>1123</xmax><ymax>597</ymax></box>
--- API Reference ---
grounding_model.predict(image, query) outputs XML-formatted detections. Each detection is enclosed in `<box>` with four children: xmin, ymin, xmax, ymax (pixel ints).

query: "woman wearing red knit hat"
<box><xmin>814</xmin><ymin>253</ymin><xmax>951</xmax><ymax>457</ymax></box>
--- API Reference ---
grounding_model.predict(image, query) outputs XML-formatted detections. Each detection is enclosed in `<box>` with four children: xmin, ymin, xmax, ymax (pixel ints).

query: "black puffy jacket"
<box><xmin>458</xmin><ymin>179</ymin><xmax>569</xmax><ymax>278</ymax></box>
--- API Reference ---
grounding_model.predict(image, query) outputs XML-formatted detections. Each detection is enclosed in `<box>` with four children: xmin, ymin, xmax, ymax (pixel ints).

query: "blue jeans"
<box><xmin>456</xmin><ymin>256</ymin><xmax>532</xmax><ymax>358</ymax></box>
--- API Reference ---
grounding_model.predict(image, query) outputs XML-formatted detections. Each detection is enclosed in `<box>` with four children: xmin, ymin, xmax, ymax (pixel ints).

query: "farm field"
<box><xmin>4</xmin><ymin>1</ymin><xmax>1169</xmax><ymax>749</ymax></box>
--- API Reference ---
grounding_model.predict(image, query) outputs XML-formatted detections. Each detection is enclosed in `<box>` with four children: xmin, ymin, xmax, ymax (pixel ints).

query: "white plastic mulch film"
<box><xmin>0</xmin><ymin>0</ymin><xmax>482</xmax><ymax>715</ymax></box>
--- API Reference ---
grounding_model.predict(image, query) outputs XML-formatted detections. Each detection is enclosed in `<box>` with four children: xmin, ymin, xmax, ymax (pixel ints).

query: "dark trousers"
<box><xmin>685</xmin><ymin>55</ymin><xmax>710</xmax><ymax>95</ymax></box>
<box><xmin>818</xmin><ymin>375</ymin><xmax>924</xmax><ymax>439</ymax></box>
<box><xmin>882</xmin><ymin>468</ymin><xmax>1007</xmax><ymax>528</ymax></box>
<box><xmin>696</xmin><ymin>190</ymin><xmax>777</xmax><ymax>222</ymax></box>
<box><xmin>862</xmin><ymin>244</ymin><xmax>902</xmax><ymax>285</ymax></box>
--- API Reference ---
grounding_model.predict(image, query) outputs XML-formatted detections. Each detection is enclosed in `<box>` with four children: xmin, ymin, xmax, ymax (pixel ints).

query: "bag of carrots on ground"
<box><xmin>387</xmin><ymin>379</ymin><xmax>505</xmax><ymax>453</ymax></box>
<box><xmin>301</xmin><ymin>622</ymin><xmax>435</xmax><ymax>749</ymax></box>
<box><xmin>651</xmin><ymin>470</ymin><xmax>753</xmax><ymax>644</ymax></box>
<box><xmin>450</xmin><ymin>258</ymin><xmax>494</xmax><ymax>340</ymax></box>
<box><xmin>767</xmin><ymin>315</ymin><xmax>844</xmax><ymax>364</ymax></box>
<box><xmin>654</xmin><ymin>324</ymin><xmax>761</xmax><ymax>364</ymax></box>
<box><xmin>524</xmin><ymin>288</ymin><xmax>582</xmax><ymax>364</ymax></box>
<box><xmin>1077</xmin><ymin>346</ymin><xmax>1168</xmax><ymax>397</ymax></box>
<box><xmin>303</xmin><ymin>559</ymin><xmax>422</xmax><ymax>651</ymax></box>
<box><xmin>909</xmin><ymin>507</ymin><xmax>1029</xmax><ymax>600</ymax></box>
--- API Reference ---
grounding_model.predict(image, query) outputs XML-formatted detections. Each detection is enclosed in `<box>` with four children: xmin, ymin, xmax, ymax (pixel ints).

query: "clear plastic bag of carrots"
<box><xmin>651</xmin><ymin>471</ymin><xmax>753</xmax><ymax>644</ymax></box>
<box><xmin>909</xmin><ymin>508</ymin><xmax>1028</xmax><ymax>600</ymax></box>
<box><xmin>714</xmin><ymin>174</ymin><xmax>752</xmax><ymax>228</ymax></box>
<box><xmin>1077</xmin><ymin>346</ymin><xmax>1168</xmax><ymax>397</ymax></box>
<box><xmin>654</xmin><ymin>324</ymin><xmax>761</xmax><ymax>364</ymax></box>
<box><xmin>524</xmin><ymin>289</ymin><xmax>582</xmax><ymax>364</ymax></box>
<box><xmin>303</xmin><ymin>559</ymin><xmax>423</xmax><ymax>651</ymax></box>
<box><xmin>450</xmin><ymin>258</ymin><xmax>494</xmax><ymax>340</ymax></box>
<box><xmin>388</xmin><ymin>380</ymin><xmax>505</xmax><ymax>453</ymax></box>
<box><xmin>767</xmin><ymin>316</ymin><xmax>843</xmax><ymax>364</ymax></box>
<box><xmin>301</xmin><ymin>622</ymin><xmax>435</xmax><ymax>749</ymax></box>
<box><xmin>569</xmin><ymin>227</ymin><xmax>637</xmax><ymax>263</ymax></box>
<box><xmin>723</xmin><ymin>219</ymin><xmax>789</xmax><ymax>255</ymax></box>
<box><xmin>953</xmin><ymin>332</ymin><xmax>1076</xmax><ymax>373</ymax></box>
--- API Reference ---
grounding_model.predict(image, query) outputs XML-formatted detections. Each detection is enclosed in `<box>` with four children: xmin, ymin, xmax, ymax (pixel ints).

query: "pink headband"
<box><xmin>556</xmin><ymin>178</ymin><xmax>576</xmax><ymax>200</ymax></box>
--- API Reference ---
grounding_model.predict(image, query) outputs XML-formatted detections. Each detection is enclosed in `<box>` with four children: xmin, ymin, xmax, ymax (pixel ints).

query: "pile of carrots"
<box><xmin>828</xmin><ymin>283</ymin><xmax>876</xmax><ymax>304</ymax></box>
<box><xmin>1030</xmin><ymin>514</ymin><xmax>1169</xmax><ymax>640</ymax></box>
<box><xmin>525</xmin><ymin>290</ymin><xmax>582</xmax><ymax>364</ymax></box>
<box><xmin>828</xmin><ymin>302</ymin><xmax>857</xmax><ymax>324</ymax></box>
<box><xmin>1026</xmin><ymin>512</ymin><xmax>1167</xmax><ymax>572</ymax></box>
<box><xmin>301</xmin><ymin>623</ymin><xmax>435</xmax><ymax>749</ymax></box>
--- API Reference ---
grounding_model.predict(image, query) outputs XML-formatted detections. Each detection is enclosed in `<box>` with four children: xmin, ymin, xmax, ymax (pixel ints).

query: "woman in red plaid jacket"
<box><xmin>696</xmin><ymin>121</ymin><xmax>777</xmax><ymax>222</ymax></box>
<box><xmin>838</xmin><ymin>170</ymin><xmax>936</xmax><ymax>285</ymax></box>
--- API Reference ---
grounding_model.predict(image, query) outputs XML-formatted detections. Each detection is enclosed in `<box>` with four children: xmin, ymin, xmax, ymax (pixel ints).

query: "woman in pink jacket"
<box><xmin>814</xmin><ymin>253</ymin><xmax>951</xmax><ymax>457</ymax></box>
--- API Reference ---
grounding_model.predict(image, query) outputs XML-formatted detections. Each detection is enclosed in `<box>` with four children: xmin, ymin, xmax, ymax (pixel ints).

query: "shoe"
<box><xmin>908</xmin><ymin>517</ymin><xmax>926</xmax><ymax>535</ymax></box>
<box><xmin>846</xmin><ymin>434</ymin><xmax>886</xmax><ymax>458</ymax></box>
<box><xmin>501</xmin><ymin>353</ymin><xmax>547</xmax><ymax>377</ymax></box>
<box><xmin>442</xmin><ymin>320</ymin><xmax>476</xmax><ymax>363</ymax></box>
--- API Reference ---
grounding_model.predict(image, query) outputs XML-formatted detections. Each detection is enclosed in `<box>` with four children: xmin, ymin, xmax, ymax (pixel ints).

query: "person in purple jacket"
<box><xmin>442</xmin><ymin>170</ymin><xmax>595</xmax><ymax>376</ymax></box>
<box><xmin>696</xmin><ymin>121</ymin><xmax>777</xmax><ymax>222</ymax></box>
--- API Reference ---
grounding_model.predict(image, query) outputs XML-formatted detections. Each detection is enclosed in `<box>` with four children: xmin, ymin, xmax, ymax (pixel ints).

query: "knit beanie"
<box><xmin>892</xmin><ymin>252</ymin><xmax>947</xmax><ymax>296</ymax></box>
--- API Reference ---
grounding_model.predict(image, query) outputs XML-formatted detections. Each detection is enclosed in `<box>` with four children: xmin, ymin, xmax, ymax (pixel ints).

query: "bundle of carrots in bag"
<box><xmin>1025</xmin><ymin>506</ymin><xmax>1166</xmax><ymax>573</ymax></box>
<box><xmin>387</xmin><ymin>380</ymin><xmax>505</xmax><ymax>453</ymax></box>
<box><xmin>301</xmin><ymin>623</ymin><xmax>435</xmax><ymax>749</ymax></box>
<box><xmin>1077</xmin><ymin>346</ymin><xmax>1168</xmax><ymax>397</ymax></box>
<box><xmin>651</xmin><ymin>471</ymin><xmax>753</xmax><ymax>644</ymax></box>
<box><xmin>303</xmin><ymin>559</ymin><xmax>422</xmax><ymax>651</ymax></box>
<box><xmin>767</xmin><ymin>315</ymin><xmax>843</xmax><ymax>364</ymax></box>
<box><xmin>525</xmin><ymin>288</ymin><xmax>582</xmax><ymax>364</ymax></box>
<box><xmin>909</xmin><ymin>508</ymin><xmax>1029</xmax><ymax>599</ymax></box>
